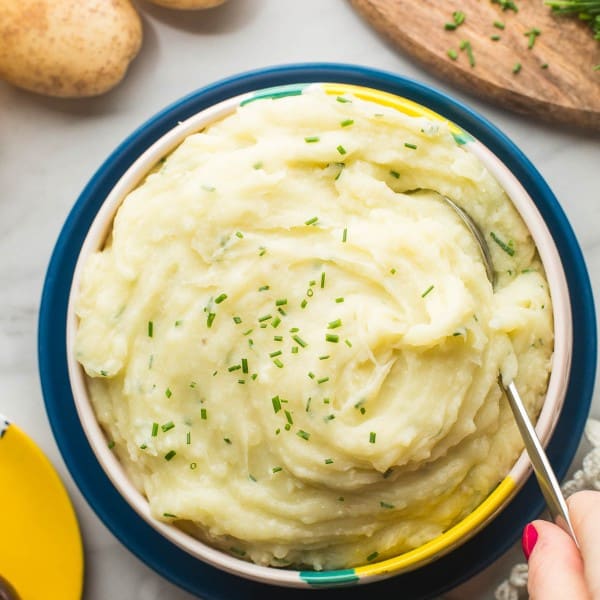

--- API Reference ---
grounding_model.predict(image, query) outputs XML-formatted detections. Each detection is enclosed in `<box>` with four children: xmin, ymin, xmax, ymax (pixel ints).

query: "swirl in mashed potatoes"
<box><xmin>75</xmin><ymin>90</ymin><xmax>553</xmax><ymax>570</ymax></box>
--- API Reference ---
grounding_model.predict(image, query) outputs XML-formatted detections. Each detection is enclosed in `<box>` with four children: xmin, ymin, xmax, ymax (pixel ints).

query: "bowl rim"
<box><xmin>38</xmin><ymin>62</ymin><xmax>597</xmax><ymax>600</ymax></box>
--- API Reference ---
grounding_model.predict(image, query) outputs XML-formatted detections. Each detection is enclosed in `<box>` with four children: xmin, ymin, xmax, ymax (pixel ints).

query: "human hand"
<box><xmin>523</xmin><ymin>490</ymin><xmax>600</xmax><ymax>599</ymax></box>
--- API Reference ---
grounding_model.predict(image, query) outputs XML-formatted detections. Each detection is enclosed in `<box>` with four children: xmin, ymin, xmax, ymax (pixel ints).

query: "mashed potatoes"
<box><xmin>74</xmin><ymin>90</ymin><xmax>553</xmax><ymax>570</ymax></box>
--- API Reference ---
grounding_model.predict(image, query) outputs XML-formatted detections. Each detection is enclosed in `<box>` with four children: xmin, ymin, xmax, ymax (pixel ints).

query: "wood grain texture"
<box><xmin>350</xmin><ymin>0</ymin><xmax>600</xmax><ymax>131</ymax></box>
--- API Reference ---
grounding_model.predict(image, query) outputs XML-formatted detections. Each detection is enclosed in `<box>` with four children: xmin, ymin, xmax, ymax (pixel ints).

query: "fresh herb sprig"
<box><xmin>545</xmin><ymin>0</ymin><xmax>600</xmax><ymax>41</ymax></box>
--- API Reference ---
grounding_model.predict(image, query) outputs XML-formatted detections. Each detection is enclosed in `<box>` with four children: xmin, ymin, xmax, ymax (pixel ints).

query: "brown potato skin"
<box><xmin>0</xmin><ymin>0</ymin><xmax>143</xmax><ymax>98</ymax></box>
<box><xmin>144</xmin><ymin>0</ymin><xmax>227</xmax><ymax>9</ymax></box>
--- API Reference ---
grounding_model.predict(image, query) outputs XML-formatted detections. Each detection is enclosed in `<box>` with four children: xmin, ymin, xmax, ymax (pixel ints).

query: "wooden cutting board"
<box><xmin>350</xmin><ymin>0</ymin><xmax>600</xmax><ymax>132</ymax></box>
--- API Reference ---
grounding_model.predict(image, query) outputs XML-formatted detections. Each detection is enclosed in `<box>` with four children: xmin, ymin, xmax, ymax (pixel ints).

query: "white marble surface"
<box><xmin>1</xmin><ymin>1</ymin><xmax>598</xmax><ymax>598</ymax></box>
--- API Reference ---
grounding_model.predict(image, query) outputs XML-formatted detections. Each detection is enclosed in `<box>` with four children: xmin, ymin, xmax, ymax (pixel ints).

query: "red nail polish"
<box><xmin>522</xmin><ymin>523</ymin><xmax>538</xmax><ymax>560</ymax></box>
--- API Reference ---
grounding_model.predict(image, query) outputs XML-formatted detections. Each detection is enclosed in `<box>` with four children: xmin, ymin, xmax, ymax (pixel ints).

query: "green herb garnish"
<box><xmin>164</xmin><ymin>450</ymin><xmax>177</xmax><ymax>461</ymax></box>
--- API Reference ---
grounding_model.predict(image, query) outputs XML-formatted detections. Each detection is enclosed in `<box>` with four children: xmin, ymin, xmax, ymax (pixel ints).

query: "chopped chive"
<box><xmin>271</xmin><ymin>316</ymin><xmax>282</xmax><ymax>328</ymax></box>
<box><xmin>174</xmin><ymin>320</ymin><xmax>183</xmax><ymax>327</ymax></box>
<box><xmin>152</xmin><ymin>422</ymin><xmax>159</xmax><ymax>437</ymax></box>
<box><xmin>306</xmin><ymin>288</ymin><xmax>314</xmax><ymax>297</ymax></box>
<box><xmin>323</xmin><ymin>398</ymin><xmax>330</xmax><ymax>404</ymax></box>
<box><xmin>272</xmin><ymin>396</ymin><xmax>282</xmax><ymax>413</ymax></box>
<box><xmin>324</xmin><ymin>458</ymin><xmax>334</xmax><ymax>464</ymax></box>
<box><xmin>274</xmin><ymin>335</ymin><xmax>283</xmax><ymax>341</ymax></box>
<box><xmin>319</xmin><ymin>355</ymin><xmax>330</xmax><ymax>360</ymax></box>
<box><xmin>300</xmin><ymin>298</ymin><xmax>308</xmax><ymax>309</ymax></box>
<box><xmin>186</xmin><ymin>432</ymin><xmax>191</xmax><ymax>445</ymax></box>
<box><xmin>273</xmin><ymin>358</ymin><xmax>284</xmax><ymax>368</ymax></box>
<box><xmin>165</xmin><ymin>388</ymin><xmax>172</xmax><ymax>398</ymax></box>
<box><xmin>164</xmin><ymin>450</ymin><xmax>177</xmax><ymax>461</ymax></box>
<box><xmin>328</xmin><ymin>319</ymin><xmax>342</xmax><ymax>329</ymax></box>
<box><xmin>306</xmin><ymin>397</ymin><xmax>312</xmax><ymax>412</ymax></box>
<box><xmin>269</xmin><ymin>350</ymin><xmax>283</xmax><ymax>358</ymax></box>
<box><xmin>190</xmin><ymin>462</ymin><xmax>197</xmax><ymax>470</ymax></box>
<box><xmin>163</xmin><ymin>512</ymin><xmax>177</xmax><ymax>518</ymax></box>
<box><xmin>259</xmin><ymin>246</ymin><xmax>267</xmax><ymax>256</ymax></box>
<box><xmin>342</xmin><ymin>227</ymin><xmax>348</xmax><ymax>242</ymax></box>
<box><xmin>284</xmin><ymin>410</ymin><xmax>294</xmax><ymax>425</ymax></box>
<box><xmin>238</xmin><ymin>378</ymin><xmax>245</xmax><ymax>384</ymax></box>
<box><xmin>459</xmin><ymin>40</ymin><xmax>475</xmax><ymax>67</ymax></box>
<box><xmin>337</xmin><ymin>144</ymin><xmax>347</xmax><ymax>155</ymax></box>
<box><xmin>161</xmin><ymin>421</ymin><xmax>175</xmax><ymax>432</ymax></box>
<box><xmin>200</xmin><ymin>408</ymin><xmax>207</xmax><ymax>420</ymax></box>
<box><xmin>291</xmin><ymin>346</ymin><xmax>299</xmax><ymax>354</ymax></box>
<box><xmin>233</xmin><ymin>316</ymin><xmax>242</xmax><ymax>324</ymax></box>
<box><xmin>541</xmin><ymin>63</ymin><xmax>549</xmax><ymax>69</ymax></box>
<box><xmin>336</xmin><ymin>96</ymin><xmax>351</xmax><ymax>103</ymax></box>
<box><xmin>524</xmin><ymin>27</ymin><xmax>541</xmax><ymax>49</ymax></box>
<box><xmin>513</xmin><ymin>62</ymin><xmax>522</xmax><ymax>74</ymax></box>
<box><xmin>297</xmin><ymin>430</ymin><xmax>311</xmax><ymax>441</ymax></box>
<box><xmin>309</xmin><ymin>280</ymin><xmax>317</xmax><ymax>286</ymax></box>
<box><xmin>367</xmin><ymin>551</ymin><xmax>379</xmax><ymax>562</ymax></box>
<box><xmin>249</xmin><ymin>474</ymin><xmax>257</xmax><ymax>482</ymax></box>
<box><xmin>308</xmin><ymin>372</ymin><xmax>316</xmax><ymax>379</ymax></box>
<box><xmin>421</xmin><ymin>284</ymin><xmax>435</xmax><ymax>298</ymax></box>
<box><xmin>335</xmin><ymin>297</ymin><xmax>344</xmax><ymax>303</ymax></box>
<box><xmin>243</xmin><ymin>328</ymin><xmax>253</xmax><ymax>336</ymax></box>
<box><xmin>320</xmin><ymin>272</ymin><xmax>326</xmax><ymax>288</ymax></box>
<box><xmin>380</xmin><ymin>501</ymin><xmax>395</xmax><ymax>509</ymax></box>
<box><xmin>317</xmin><ymin>376</ymin><xmax>330</xmax><ymax>384</ymax></box>
<box><xmin>448</xmin><ymin>49</ymin><xmax>458</xmax><ymax>60</ymax></box>
<box><xmin>404</xmin><ymin>142</ymin><xmax>418</xmax><ymax>149</ymax></box>
<box><xmin>241</xmin><ymin>358</ymin><xmax>248</xmax><ymax>374</ymax></box>
<box><xmin>272</xmin><ymin>466</ymin><xmax>283</xmax><ymax>473</ymax></box>
<box><xmin>228</xmin><ymin>364</ymin><xmax>241</xmax><ymax>372</ymax></box>
<box><xmin>494</xmin><ymin>20</ymin><xmax>505</xmax><ymax>29</ymax></box>
<box><xmin>390</xmin><ymin>268</ymin><xmax>397</xmax><ymax>275</ymax></box>
<box><xmin>340</xmin><ymin>118</ymin><xmax>354</xmax><ymax>127</ymax></box>
<box><xmin>491</xmin><ymin>34</ymin><xmax>501</xmax><ymax>40</ymax></box>
<box><xmin>100</xmin><ymin>370</ymin><xmax>108</xmax><ymax>377</ymax></box>
<box><xmin>224</xmin><ymin>438</ymin><xmax>232</xmax><ymax>445</ymax></box>
<box><xmin>292</xmin><ymin>334</ymin><xmax>308</xmax><ymax>347</ymax></box>
<box><xmin>326</xmin><ymin>333</ymin><xmax>339</xmax><ymax>343</ymax></box>
<box><xmin>275</xmin><ymin>298</ymin><xmax>288</xmax><ymax>306</ymax></box>
<box><xmin>235</xmin><ymin>230</ymin><xmax>244</xmax><ymax>239</ymax></box>
<box><xmin>148</xmin><ymin>355</ymin><xmax>154</xmax><ymax>369</ymax></box>
<box><xmin>253</xmin><ymin>161</ymin><xmax>263</xmax><ymax>170</ymax></box>
<box><xmin>206</xmin><ymin>312</ymin><xmax>216</xmax><ymax>328</ymax></box>
<box><xmin>284</xmin><ymin>423</ymin><xmax>291</xmax><ymax>431</ymax></box>
<box><xmin>215</xmin><ymin>293</ymin><xmax>228</xmax><ymax>304</ymax></box>
<box><xmin>335</xmin><ymin>162</ymin><xmax>345</xmax><ymax>180</ymax></box>
<box><xmin>107</xmin><ymin>440</ymin><xmax>115</xmax><ymax>449</ymax></box>
<box><xmin>304</xmin><ymin>136</ymin><xmax>320</xmax><ymax>143</ymax></box>
<box><xmin>369</xmin><ymin>431</ymin><xmax>377</xmax><ymax>444</ymax></box>
<box><xmin>490</xmin><ymin>232</ymin><xmax>515</xmax><ymax>255</ymax></box>
<box><xmin>258</xmin><ymin>314</ymin><xmax>272</xmax><ymax>322</ymax></box>
<box><xmin>277</xmin><ymin>307</ymin><xmax>287</xmax><ymax>317</ymax></box>
<box><xmin>305</xmin><ymin>216</ymin><xmax>319</xmax><ymax>226</ymax></box>
<box><xmin>390</xmin><ymin>170</ymin><xmax>400</xmax><ymax>178</ymax></box>
<box><xmin>258</xmin><ymin>285</ymin><xmax>270</xmax><ymax>292</ymax></box>
<box><xmin>290</xmin><ymin>327</ymin><xmax>300</xmax><ymax>332</ymax></box>
<box><xmin>148</xmin><ymin>321</ymin><xmax>154</xmax><ymax>337</ymax></box>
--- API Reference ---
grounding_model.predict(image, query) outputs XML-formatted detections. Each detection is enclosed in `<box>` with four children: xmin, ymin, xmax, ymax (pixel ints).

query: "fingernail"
<box><xmin>522</xmin><ymin>523</ymin><xmax>538</xmax><ymax>560</ymax></box>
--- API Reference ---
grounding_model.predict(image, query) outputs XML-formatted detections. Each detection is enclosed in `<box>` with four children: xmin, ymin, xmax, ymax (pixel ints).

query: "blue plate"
<box><xmin>38</xmin><ymin>63</ymin><xmax>596</xmax><ymax>600</ymax></box>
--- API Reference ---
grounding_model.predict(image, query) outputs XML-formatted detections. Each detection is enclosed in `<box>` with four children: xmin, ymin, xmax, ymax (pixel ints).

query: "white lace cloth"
<box><xmin>494</xmin><ymin>418</ymin><xmax>600</xmax><ymax>599</ymax></box>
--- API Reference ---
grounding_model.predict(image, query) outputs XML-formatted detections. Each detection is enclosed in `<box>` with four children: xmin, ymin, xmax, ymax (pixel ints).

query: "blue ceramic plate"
<box><xmin>38</xmin><ymin>63</ymin><xmax>596</xmax><ymax>600</ymax></box>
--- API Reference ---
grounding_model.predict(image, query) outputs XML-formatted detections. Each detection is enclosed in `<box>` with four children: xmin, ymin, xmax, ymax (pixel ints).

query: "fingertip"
<box><xmin>525</xmin><ymin>519</ymin><xmax>589</xmax><ymax>599</ymax></box>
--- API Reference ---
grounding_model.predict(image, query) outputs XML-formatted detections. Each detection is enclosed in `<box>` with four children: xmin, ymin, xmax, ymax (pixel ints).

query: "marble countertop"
<box><xmin>1</xmin><ymin>1</ymin><xmax>598</xmax><ymax>598</ymax></box>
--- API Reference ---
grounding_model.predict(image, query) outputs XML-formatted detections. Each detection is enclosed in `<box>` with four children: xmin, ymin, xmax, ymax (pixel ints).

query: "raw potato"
<box><xmin>0</xmin><ymin>0</ymin><xmax>142</xmax><ymax>98</ymax></box>
<box><xmin>144</xmin><ymin>0</ymin><xmax>227</xmax><ymax>8</ymax></box>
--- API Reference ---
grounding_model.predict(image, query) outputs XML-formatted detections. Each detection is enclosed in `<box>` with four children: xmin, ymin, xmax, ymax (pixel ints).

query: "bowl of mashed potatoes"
<box><xmin>40</xmin><ymin>66</ymin><xmax>595</xmax><ymax>594</ymax></box>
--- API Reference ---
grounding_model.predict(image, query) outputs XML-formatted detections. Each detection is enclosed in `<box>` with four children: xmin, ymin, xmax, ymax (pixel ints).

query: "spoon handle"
<box><xmin>503</xmin><ymin>381</ymin><xmax>578</xmax><ymax>543</ymax></box>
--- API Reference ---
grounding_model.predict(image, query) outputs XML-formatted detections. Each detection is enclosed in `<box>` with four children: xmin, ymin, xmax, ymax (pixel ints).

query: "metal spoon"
<box><xmin>412</xmin><ymin>188</ymin><xmax>577</xmax><ymax>542</ymax></box>
<box><xmin>0</xmin><ymin>575</ymin><xmax>20</xmax><ymax>600</ymax></box>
